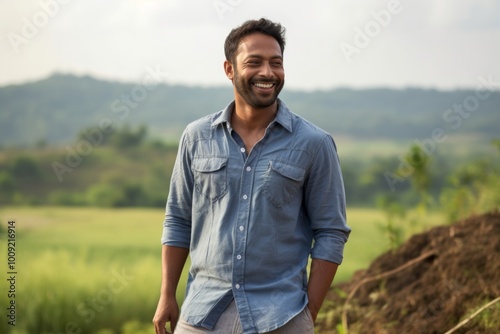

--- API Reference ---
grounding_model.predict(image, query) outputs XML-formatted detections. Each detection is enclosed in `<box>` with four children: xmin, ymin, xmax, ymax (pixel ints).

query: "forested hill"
<box><xmin>1</xmin><ymin>73</ymin><xmax>499</xmax><ymax>146</ymax></box>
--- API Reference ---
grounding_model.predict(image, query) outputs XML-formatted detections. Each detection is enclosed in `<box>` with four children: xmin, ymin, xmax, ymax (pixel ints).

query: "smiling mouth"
<box><xmin>253</xmin><ymin>82</ymin><xmax>275</xmax><ymax>89</ymax></box>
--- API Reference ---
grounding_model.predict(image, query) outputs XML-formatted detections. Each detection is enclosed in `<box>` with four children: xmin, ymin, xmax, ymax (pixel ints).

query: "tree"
<box><xmin>110</xmin><ymin>124</ymin><xmax>148</xmax><ymax>148</ymax></box>
<box><xmin>10</xmin><ymin>156</ymin><xmax>43</xmax><ymax>181</ymax></box>
<box><xmin>405</xmin><ymin>144</ymin><xmax>432</xmax><ymax>212</ymax></box>
<box><xmin>0</xmin><ymin>171</ymin><xmax>16</xmax><ymax>203</ymax></box>
<box><xmin>440</xmin><ymin>139</ymin><xmax>500</xmax><ymax>222</ymax></box>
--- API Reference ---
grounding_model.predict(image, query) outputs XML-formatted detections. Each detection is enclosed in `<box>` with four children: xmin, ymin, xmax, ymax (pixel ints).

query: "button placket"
<box><xmin>232</xmin><ymin>139</ymin><xmax>263</xmax><ymax>327</ymax></box>
<box><xmin>234</xmin><ymin>160</ymin><xmax>253</xmax><ymax>297</ymax></box>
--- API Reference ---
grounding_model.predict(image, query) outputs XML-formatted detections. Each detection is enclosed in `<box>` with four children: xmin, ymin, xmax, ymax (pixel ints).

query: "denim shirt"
<box><xmin>161</xmin><ymin>99</ymin><xmax>350</xmax><ymax>334</ymax></box>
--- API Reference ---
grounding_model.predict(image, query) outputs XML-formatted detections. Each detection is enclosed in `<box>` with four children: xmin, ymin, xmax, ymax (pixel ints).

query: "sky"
<box><xmin>1</xmin><ymin>0</ymin><xmax>499</xmax><ymax>91</ymax></box>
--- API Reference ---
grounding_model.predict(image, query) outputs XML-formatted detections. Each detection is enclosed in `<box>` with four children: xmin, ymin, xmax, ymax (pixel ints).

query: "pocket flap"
<box><xmin>270</xmin><ymin>161</ymin><xmax>305</xmax><ymax>182</ymax></box>
<box><xmin>192</xmin><ymin>157</ymin><xmax>227</xmax><ymax>173</ymax></box>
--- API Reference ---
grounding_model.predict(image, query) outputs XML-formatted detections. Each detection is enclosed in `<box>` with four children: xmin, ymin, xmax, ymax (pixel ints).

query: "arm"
<box><xmin>153</xmin><ymin>245</ymin><xmax>189</xmax><ymax>334</ymax></box>
<box><xmin>154</xmin><ymin>128</ymin><xmax>193</xmax><ymax>333</ymax></box>
<box><xmin>305</xmin><ymin>135</ymin><xmax>350</xmax><ymax>322</ymax></box>
<box><xmin>307</xmin><ymin>258</ymin><xmax>339</xmax><ymax>322</ymax></box>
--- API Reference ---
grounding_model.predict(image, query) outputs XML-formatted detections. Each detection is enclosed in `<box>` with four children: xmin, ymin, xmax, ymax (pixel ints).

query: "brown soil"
<box><xmin>317</xmin><ymin>211</ymin><xmax>500</xmax><ymax>334</ymax></box>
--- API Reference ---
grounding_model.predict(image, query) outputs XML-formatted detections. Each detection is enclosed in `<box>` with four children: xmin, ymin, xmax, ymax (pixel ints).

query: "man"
<box><xmin>153</xmin><ymin>18</ymin><xmax>350</xmax><ymax>334</ymax></box>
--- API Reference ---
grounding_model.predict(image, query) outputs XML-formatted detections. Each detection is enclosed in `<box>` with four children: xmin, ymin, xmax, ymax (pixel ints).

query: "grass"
<box><xmin>0</xmin><ymin>206</ymin><xmax>445</xmax><ymax>334</ymax></box>
<box><xmin>0</xmin><ymin>207</ymin><xmax>169</xmax><ymax>334</ymax></box>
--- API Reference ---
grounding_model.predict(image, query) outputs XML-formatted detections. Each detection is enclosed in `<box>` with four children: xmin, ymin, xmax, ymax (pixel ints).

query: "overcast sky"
<box><xmin>1</xmin><ymin>0</ymin><xmax>499</xmax><ymax>91</ymax></box>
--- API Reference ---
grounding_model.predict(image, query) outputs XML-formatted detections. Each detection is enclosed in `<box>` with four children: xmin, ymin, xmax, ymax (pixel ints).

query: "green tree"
<box><xmin>115</xmin><ymin>182</ymin><xmax>148</xmax><ymax>207</ymax></box>
<box><xmin>110</xmin><ymin>124</ymin><xmax>148</xmax><ymax>148</ymax></box>
<box><xmin>77</xmin><ymin>126</ymin><xmax>113</xmax><ymax>146</ymax></box>
<box><xmin>405</xmin><ymin>144</ymin><xmax>432</xmax><ymax>211</ymax></box>
<box><xmin>376</xmin><ymin>194</ymin><xmax>405</xmax><ymax>251</ymax></box>
<box><xmin>10</xmin><ymin>156</ymin><xmax>43</xmax><ymax>181</ymax></box>
<box><xmin>0</xmin><ymin>171</ymin><xmax>16</xmax><ymax>203</ymax></box>
<box><xmin>440</xmin><ymin>139</ymin><xmax>500</xmax><ymax>222</ymax></box>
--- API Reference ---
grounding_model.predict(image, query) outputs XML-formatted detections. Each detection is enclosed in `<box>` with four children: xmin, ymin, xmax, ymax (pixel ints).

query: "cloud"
<box><xmin>0</xmin><ymin>0</ymin><xmax>498</xmax><ymax>89</ymax></box>
<box><xmin>428</xmin><ymin>0</ymin><xmax>500</xmax><ymax>29</ymax></box>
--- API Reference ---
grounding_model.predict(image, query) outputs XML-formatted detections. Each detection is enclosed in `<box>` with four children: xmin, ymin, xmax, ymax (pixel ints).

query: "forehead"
<box><xmin>236</xmin><ymin>33</ymin><xmax>282</xmax><ymax>59</ymax></box>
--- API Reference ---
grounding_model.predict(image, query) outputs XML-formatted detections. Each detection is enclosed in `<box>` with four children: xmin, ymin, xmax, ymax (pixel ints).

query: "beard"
<box><xmin>233</xmin><ymin>68</ymin><xmax>284</xmax><ymax>109</ymax></box>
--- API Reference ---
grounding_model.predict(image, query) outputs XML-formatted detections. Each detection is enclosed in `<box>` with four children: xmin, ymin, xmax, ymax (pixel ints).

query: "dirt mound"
<box><xmin>317</xmin><ymin>211</ymin><xmax>500</xmax><ymax>334</ymax></box>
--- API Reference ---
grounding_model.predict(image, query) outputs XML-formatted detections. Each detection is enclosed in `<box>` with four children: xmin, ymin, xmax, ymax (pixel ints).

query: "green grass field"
<box><xmin>0</xmin><ymin>206</ymin><xmax>445</xmax><ymax>334</ymax></box>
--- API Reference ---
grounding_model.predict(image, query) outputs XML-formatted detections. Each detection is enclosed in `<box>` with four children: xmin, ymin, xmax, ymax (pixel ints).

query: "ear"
<box><xmin>224</xmin><ymin>60</ymin><xmax>234</xmax><ymax>81</ymax></box>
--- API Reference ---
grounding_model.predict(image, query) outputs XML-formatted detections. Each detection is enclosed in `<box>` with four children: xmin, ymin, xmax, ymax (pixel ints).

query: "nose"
<box><xmin>259</xmin><ymin>61</ymin><xmax>274</xmax><ymax>78</ymax></box>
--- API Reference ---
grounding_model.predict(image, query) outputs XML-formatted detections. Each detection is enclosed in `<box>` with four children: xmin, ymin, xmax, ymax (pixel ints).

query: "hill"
<box><xmin>1</xmin><ymin>74</ymin><xmax>499</xmax><ymax>146</ymax></box>
<box><xmin>318</xmin><ymin>211</ymin><xmax>500</xmax><ymax>333</ymax></box>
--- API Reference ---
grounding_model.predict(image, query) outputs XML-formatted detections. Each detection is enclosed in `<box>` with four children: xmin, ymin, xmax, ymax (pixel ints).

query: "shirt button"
<box><xmin>236</xmin><ymin>255</ymin><xmax>242</xmax><ymax>260</ymax></box>
<box><xmin>235</xmin><ymin>284</ymin><xmax>241</xmax><ymax>289</ymax></box>
<box><xmin>239</xmin><ymin>226</ymin><xmax>244</xmax><ymax>231</ymax></box>
<box><xmin>240</xmin><ymin>147</ymin><xmax>245</xmax><ymax>153</ymax></box>
<box><xmin>246</xmin><ymin>166</ymin><xmax>251</xmax><ymax>172</ymax></box>
<box><xmin>242</xmin><ymin>195</ymin><xmax>248</xmax><ymax>200</ymax></box>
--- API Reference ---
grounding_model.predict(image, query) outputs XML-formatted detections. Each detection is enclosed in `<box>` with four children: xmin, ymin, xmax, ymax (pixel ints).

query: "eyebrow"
<box><xmin>244</xmin><ymin>54</ymin><xmax>283</xmax><ymax>60</ymax></box>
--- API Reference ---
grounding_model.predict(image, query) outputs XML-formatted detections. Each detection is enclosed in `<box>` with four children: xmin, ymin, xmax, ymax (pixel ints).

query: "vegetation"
<box><xmin>1</xmin><ymin>74</ymin><xmax>499</xmax><ymax>333</ymax></box>
<box><xmin>0</xmin><ymin>136</ymin><xmax>497</xmax><ymax>333</ymax></box>
<box><xmin>0</xmin><ymin>125</ymin><xmax>178</xmax><ymax>207</ymax></box>
<box><xmin>1</xmin><ymin>74</ymin><xmax>499</xmax><ymax>146</ymax></box>
<box><xmin>0</xmin><ymin>206</ymin><xmax>444</xmax><ymax>334</ymax></box>
<box><xmin>1</xmin><ymin>124</ymin><xmax>498</xmax><ymax>210</ymax></box>
<box><xmin>439</xmin><ymin>140</ymin><xmax>500</xmax><ymax>222</ymax></box>
<box><xmin>375</xmin><ymin>140</ymin><xmax>500</xmax><ymax>251</ymax></box>
<box><xmin>0</xmin><ymin>207</ymin><xmax>173</xmax><ymax>334</ymax></box>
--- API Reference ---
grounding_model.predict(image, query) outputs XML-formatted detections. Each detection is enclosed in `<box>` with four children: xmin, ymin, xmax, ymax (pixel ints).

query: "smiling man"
<box><xmin>153</xmin><ymin>18</ymin><xmax>351</xmax><ymax>334</ymax></box>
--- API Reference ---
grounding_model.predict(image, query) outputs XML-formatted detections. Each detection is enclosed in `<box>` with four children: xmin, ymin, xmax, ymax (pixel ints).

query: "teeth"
<box><xmin>254</xmin><ymin>83</ymin><xmax>273</xmax><ymax>88</ymax></box>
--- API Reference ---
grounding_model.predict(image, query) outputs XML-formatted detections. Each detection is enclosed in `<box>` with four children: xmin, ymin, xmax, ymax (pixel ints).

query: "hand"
<box><xmin>153</xmin><ymin>295</ymin><xmax>179</xmax><ymax>334</ymax></box>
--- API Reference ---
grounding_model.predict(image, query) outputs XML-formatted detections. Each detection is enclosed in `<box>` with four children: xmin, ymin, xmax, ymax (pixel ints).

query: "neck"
<box><xmin>231</xmin><ymin>98</ymin><xmax>278</xmax><ymax>132</ymax></box>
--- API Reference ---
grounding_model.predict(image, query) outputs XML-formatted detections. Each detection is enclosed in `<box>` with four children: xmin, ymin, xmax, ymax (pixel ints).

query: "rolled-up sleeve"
<box><xmin>161</xmin><ymin>129</ymin><xmax>193</xmax><ymax>249</ymax></box>
<box><xmin>306</xmin><ymin>134</ymin><xmax>350</xmax><ymax>264</ymax></box>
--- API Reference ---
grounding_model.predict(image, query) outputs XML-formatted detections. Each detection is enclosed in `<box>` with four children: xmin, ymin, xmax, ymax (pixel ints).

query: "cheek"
<box><xmin>277</xmin><ymin>72</ymin><xmax>285</xmax><ymax>82</ymax></box>
<box><xmin>274</xmin><ymin>67</ymin><xmax>285</xmax><ymax>77</ymax></box>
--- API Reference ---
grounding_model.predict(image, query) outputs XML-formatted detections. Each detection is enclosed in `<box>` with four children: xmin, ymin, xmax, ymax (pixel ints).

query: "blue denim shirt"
<box><xmin>161</xmin><ymin>99</ymin><xmax>350</xmax><ymax>334</ymax></box>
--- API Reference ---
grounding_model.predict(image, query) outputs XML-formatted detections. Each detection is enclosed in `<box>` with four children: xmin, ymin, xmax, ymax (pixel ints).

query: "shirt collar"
<box><xmin>211</xmin><ymin>98</ymin><xmax>293</xmax><ymax>132</ymax></box>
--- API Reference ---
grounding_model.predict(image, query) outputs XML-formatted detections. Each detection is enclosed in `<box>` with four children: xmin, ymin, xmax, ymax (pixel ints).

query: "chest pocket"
<box><xmin>263</xmin><ymin>161</ymin><xmax>306</xmax><ymax>207</ymax></box>
<box><xmin>192</xmin><ymin>157</ymin><xmax>228</xmax><ymax>201</ymax></box>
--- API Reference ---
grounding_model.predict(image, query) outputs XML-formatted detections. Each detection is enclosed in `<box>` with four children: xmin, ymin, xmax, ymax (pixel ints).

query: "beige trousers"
<box><xmin>175</xmin><ymin>300</ymin><xmax>314</xmax><ymax>334</ymax></box>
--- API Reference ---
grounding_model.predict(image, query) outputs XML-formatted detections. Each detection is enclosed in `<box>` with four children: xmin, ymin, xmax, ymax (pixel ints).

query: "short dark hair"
<box><xmin>224</xmin><ymin>18</ymin><xmax>286</xmax><ymax>63</ymax></box>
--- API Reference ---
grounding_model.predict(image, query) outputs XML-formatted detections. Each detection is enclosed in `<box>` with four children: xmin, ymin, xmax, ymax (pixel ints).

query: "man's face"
<box><xmin>229</xmin><ymin>33</ymin><xmax>285</xmax><ymax>109</ymax></box>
